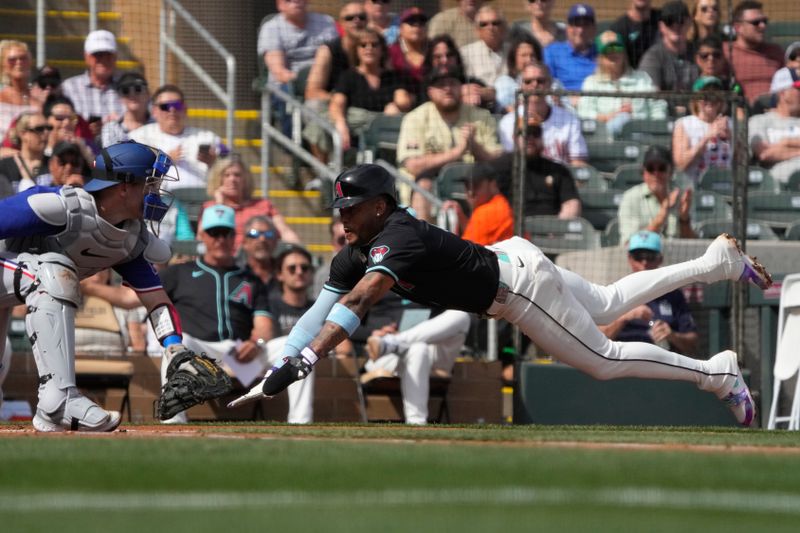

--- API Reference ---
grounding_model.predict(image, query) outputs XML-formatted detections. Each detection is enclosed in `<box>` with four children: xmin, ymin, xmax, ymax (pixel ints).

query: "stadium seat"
<box><xmin>586</xmin><ymin>141</ymin><xmax>644</xmax><ymax>173</ymax></box>
<box><xmin>579</xmin><ymin>188</ymin><xmax>624</xmax><ymax>230</ymax></box>
<box><xmin>602</xmin><ymin>217</ymin><xmax>620</xmax><ymax>247</ymax></box>
<box><xmin>610</xmin><ymin>163</ymin><xmax>642</xmax><ymax>190</ymax></box>
<box><xmin>435</xmin><ymin>162</ymin><xmax>474</xmax><ymax>201</ymax></box>
<box><xmin>571</xmin><ymin>164</ymin><xmax>608</xmax><ymax>190</ymax></box>
<box><xmin>693</xmin><ymin>190</ymin><xmax>732</xmax><ymax>224</ymax></box>
<box><xmin>697</xmin><ymin>167</ymin><xmax>776</xmax><ymax>198</ymax></box>
<box><xmin>580</xmin><ymin>119</ymin><xmax>608</xmax><ymax>142</ymax></box>
<box><xmin>784</xmin><ymin>170</ymin><xmax>800</xmax><ymax>192</ymax></box>
<box><xmin>619</xmin><ymin>118</ymin><xmax>674</xmax><ymax>145</ymax></box>
<box><xmin>359</xmin><ymin>114</ymin><xmax>404</xmax><ymax>165</ymax></box>
<box><xmin>524</xmin><ymin>216</ymin><xmax>600</xmax><ymax>255</ymax></box>
<box><xmin>694</xmin><ymin>218</ymin><xmax>780</xmax><ymax>241</ymax></box>
<box><xmin>784</xmin><ymin>221</ymin><xmax>800</xmax><ymax>241</ymax></box>
<box><xmin>747</xmin><ymin>190</ymin><xmax>800</xmax><ymax>231</ymax></box>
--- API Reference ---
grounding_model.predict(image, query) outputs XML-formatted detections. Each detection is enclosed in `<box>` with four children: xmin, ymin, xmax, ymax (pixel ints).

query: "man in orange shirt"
<box><xmin>442</xmin><ymin>162</ymin><xmax>513</xmax><ymax>245</ymax></box>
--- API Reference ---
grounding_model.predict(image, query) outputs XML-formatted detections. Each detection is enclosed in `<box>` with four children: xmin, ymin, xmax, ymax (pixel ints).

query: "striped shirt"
<box><xmin>61</xmin><ymin>71</ymin><xmax>124</xmax><ymax>122</ymax></box>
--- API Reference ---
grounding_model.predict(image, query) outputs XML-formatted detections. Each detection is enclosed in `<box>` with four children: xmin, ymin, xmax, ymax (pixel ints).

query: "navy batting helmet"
<box><xmin>85</xmin><ymin>141</ymin><xmax>173</xmax><ymax>193</ymax></box>
<box><xmin>331</xmin><ymin>164</ymin><xmax>397</xmax><ymax>209</ymax></box>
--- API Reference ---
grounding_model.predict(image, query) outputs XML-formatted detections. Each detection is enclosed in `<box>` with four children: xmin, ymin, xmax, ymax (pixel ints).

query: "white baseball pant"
<box><xmin>365</xmin><ymin>310</ymin><xmax>471</xmax><ymax>424</ymax></box>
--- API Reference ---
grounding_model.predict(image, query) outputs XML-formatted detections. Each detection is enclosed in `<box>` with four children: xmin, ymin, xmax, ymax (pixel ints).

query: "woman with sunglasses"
<box><xmin>388</xmin><ymin>8</ymin><xmax>428</xmax><ymax>86</ymax></box>
<box><xmin>494</xmin><ymin>34</ymin><xmax>543</xmax><ymax>113</ymax></box>
<box><xmin>198</xmin><ymin>156</ymin><xmax>300</xmax><ymax>249</ymax></box>
<box><xmin>0</xmin><ymin>111</ymin><xmax>49</xmax><ymax>195</ymax></box>
<box><xmin>101</xmin><ymin>72</ymin><xmax>153</xmax><ymax>147</ymax></box>
<box><xmin>577</xmin><ymin>31</ymin><xmax>667</xmax><ymax>139</ymax></box>
<box><xmin>42</xmin><ymin>94</ymin><xmax>97</xmax><ymax>161</ymax></box>
<box><xmin>672</xmin><ymin>76</ymin><xmax>732</xmax><ymax>184</ymax></box>
<box><xmin>687</xmin><ymin>0</ymin><xmax>721</xmax><ymax>49</ymax></box>
<box><xmin>422</xmin><ymin>34</ymin><xmax>495</xmax><ymax>110</ymax></box>
<box><xmin>0</xmin><ymin>41</ymin><xmax>35</xmax><ymax>144</ymax></box>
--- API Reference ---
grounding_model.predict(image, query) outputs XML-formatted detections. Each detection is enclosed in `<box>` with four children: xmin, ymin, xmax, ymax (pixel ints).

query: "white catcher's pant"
<box><xmin>485</xmin><ymin>237</ymin><xmax>737</xmax><ymax>394</ymax></box>
<box><xmin>166</xmin><ymin>333</ymin><xmax>314</xmax><ymax>424</ymax></box>
<box><xmin>365</xmin><ymin>310</ymin><xmax>471</xmax><ymax>425</ymax></box>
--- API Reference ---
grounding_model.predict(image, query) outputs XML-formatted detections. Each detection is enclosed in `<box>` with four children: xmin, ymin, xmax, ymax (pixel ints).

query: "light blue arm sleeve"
<box><xmin>282</xmin><ymin>287</ymin><xmax>343</xmax><ymax>358</ymax></box>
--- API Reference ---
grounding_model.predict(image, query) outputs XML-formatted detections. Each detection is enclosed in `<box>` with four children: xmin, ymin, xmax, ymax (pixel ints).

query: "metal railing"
<box><xmin>159</xmin><ymin>0</ymin><xmax>236</xmax><ymax>148</ymax></box>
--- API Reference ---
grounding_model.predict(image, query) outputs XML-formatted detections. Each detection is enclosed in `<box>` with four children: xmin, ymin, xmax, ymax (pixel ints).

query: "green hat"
<box><xmin>692</xmin><ymin>76</ymin><xmax>724</xmax><ymax>92</ymax></box>
<box><xmin>595</xmin><ymin>30</ymin><xmax>625</xmax><ymax>54</ymax></box>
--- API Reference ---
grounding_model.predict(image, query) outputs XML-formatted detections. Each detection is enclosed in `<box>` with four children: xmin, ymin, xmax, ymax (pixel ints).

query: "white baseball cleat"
<box><xmin>32</xmin><ymin>393</ymin><xmax>121</xmax><ymax>432</ymax></box>
<box><xmin>711</xmin><ymin>350</ymin><xmax>756</xmax><ymax>427</ymax></box>
<box><xmin>227</xmin><ymin>379</ymin><xmax>269</xmax><ymax>408</ymax></box>
<box><xmin>703</xmin><ymin>233</ymin><xmax>772</xmax><ymax>290</ymax></box>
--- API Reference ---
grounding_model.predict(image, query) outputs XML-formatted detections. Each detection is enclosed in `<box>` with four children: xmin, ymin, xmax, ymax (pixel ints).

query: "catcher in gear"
<box><xmin>232</xmin><ymin>163</ymin><xmax>771</xmax><ymax>427</ymax></box>
<box><xmin>0</xmin><ymin>141</ymin><xmax>229</xmax><ymax>431</ymax></box>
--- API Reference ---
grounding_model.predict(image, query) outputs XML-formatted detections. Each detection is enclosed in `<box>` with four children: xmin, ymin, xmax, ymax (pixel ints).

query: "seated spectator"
<box><xmin>544</xmin><ymin>3</ymin><xmax>598</xmax><ymax>91</ymax></box>
<box><xmin>199</xmin><ymin>156</ymin><xmax>300</xmax><ymax>249</ymax></box>
<box><xmin>672</xmin><ymin>76</ymin><xmax>732</xmax><ymax>184</ymax></box>
<box><xmin>43</xmin><ymin>95</ymin><xmax>96</xmax><ymax>160</ymax></box>
<box><xmin>0</xmin><ymin>111</ymin><xmax>49</xmax><ymax>195</ymax></box>
<box><xmin>257</xmin><ymin>0</ymin><xmax>338</xmax><ymax>85</ymax></box>
<box><xmin>494</xmin><ymin>35</ymin><xmax>543</xmax><ymax>113</ymax></box>
<box><xmin>423</xmin><ymin>35</ymin><xmax>495</xmax><ymax>110</ymax></box>
<box><xmin>306</xmin><ymin>28</ymin><xmax>414</xmax><ymax>160</ymax></box>
<box><xmin>498</xmin><ymin>63</ymin><xmax>588</xmax><ymax>165</ymax></box>
<box><xmin>388</xmin><ymin>8</ymin><xmax>428</xmax><ymax>85</ymax></box>
<box><xmin>61</xmin><ymin>30</ymin><xmax>125</xmax><ymax>137</ymax></box>
<box><xmin>441</xmin><ymin>161</ymin><xmax>513</xmax><ymax>245</ymax></box>
<box><xmin>694</xmin><ymin>36</ymin><xmax>733</xmax><ymax>88</ymax></box>
<box><xmin>611</xmin><ymin>0</ymin><xmax>662</xmax><ymax>68</ymax></box>
<box><xmin>20</xmin><ymin>141</ymin><xmax>88</xmax><ymax>191</ymax></box>
<box><xmin>313</xmin><ymin>215</ymin><xmax>346</xmax><ymax>295</ymax></box>
<box><xmin>598</xmin><ymin>231</ymin><xmax>698</xmax><ymax>356</ymax></box>
<box><xmin>724</xmin><ymin>1</ymin><xmax>783</xmax><ymax>107</ymax></box>
<box><xmin>130</xmin><ymin>84</ymin><xmax>224</xmax><ymax>189</ymax></box>
<box><xmin>688</xmin><ymin>0</ymin><xmax>721</xmax><ymax>50</ymax></box>
<box><xmin>0</xmin><ymin>40</ymin><xmax>34</xmax><ymax>142</ymax></box>
<box><xmin>364</xmin><ymin>308</ymin><xmax>471</xmax><ymax>425</ymax></box>
<box><xmin>748</xmin><ymin>68</ymin><xmax>800</xmax><ymax>185</ymax></box>
<box><xmin>0</xmin><ymin>66</ymin><xmax>63</xmax><ymax>157</ymax></box>
<box><xmin>101</xmin><ymin>71</ymin><xmax>152</xmax><ymax>147</ymax></box>
<box><xmin>509</xmin><ymin>0</ymin><xmax>566</xmax><ymax>48</ymax></box>
<box><xmin>304</xmin><ymin>2</ymin><xmax>368</xmax><ymax>114</ymax></box>
<box><xmin>618</xmin><ymin>145</ymin><xmax>697</xmax><ymax>244</ymax></box>
<box><xmin>366</xmin><ymin>0</ymin><xmax>400</xmax><ymax>45</ymax></box>
<box><xmin>428</xmin><ymin>0</ymin><xmax>486</xmax><ymax>48</ymax></box>
<box><xmin>494</xmin><ymin>123</ymin><xmax>582</xmax><ymax>219</ymax></box>
<box><xmin>577</xmin><ymin>31</ymin><xmax>666</xmax><ymax>138</ymax></box>
<box><xmin>460</xmin><ymin>6</ymin><xmax>510</xmax><ymax>88</ymax></box>
<box><xmin>396</xmin><ymin>65</ymin><xmax>502</xmax><ymax>222</ymax></box>
<box><xmin>786</xmin><ymin>42</ymin><xmax>800</xmax><ymax>72</ymax></box>
<box><xmin>241</xmin><ymin>215</ymin><xmax>282</xmax><ymax>293</ymax></box>
<box><xmin>639</xmin><ymin>1</ymin><xmax>698</xmax><ymax>92</ymax></box>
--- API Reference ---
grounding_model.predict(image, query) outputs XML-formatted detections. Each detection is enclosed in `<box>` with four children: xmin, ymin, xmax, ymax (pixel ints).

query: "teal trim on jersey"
<box><xmin>223</xmin><ymin>268</ymin><xmax>246</xmax><ymax>340</ymax></box>
<box><xmin>365</xmin><ymin>265</ymin><xmax>398</xmax><ymax>282</ymax></box>
<box><xmin>195</xmin><ymin>259</ymin><xmax>226</xmax><ymax>340</ymax></box>
<box><xmin>254</xmin><ymin>310</ymin><xmax>273</xmax><ymax>318</ymax></box>
<box><xmin>322</xmin><ymin>283</ymin><xmax>349</xmax><ymax>294</ymax></box>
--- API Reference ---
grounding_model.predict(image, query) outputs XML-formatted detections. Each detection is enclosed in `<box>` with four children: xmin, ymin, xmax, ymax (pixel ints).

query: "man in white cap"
<box><xmin>61</xmin><ymin>29</ymin><xmax>124</xmax><ymax>134</ymax></box>
<box><xmin>749</xmin><ymin>67</ymin><xmax>800</xmax><ymax>184</ymax></box>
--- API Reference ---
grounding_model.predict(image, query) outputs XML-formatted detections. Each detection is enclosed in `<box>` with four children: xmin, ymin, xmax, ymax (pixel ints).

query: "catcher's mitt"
<box><xmin>155</xmin><ymin>344</ymin><xmax>233</xmax><ymax>420</ymax></box>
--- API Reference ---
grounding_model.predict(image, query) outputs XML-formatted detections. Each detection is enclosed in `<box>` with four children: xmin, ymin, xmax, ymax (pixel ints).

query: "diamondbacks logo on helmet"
<box><xmin>335</xmin><ymin>181</ymin><xmax>344</xmax><ymax>199</ymax></box>
<box><xmin>369</xmin><ymin>245</ymin><xmax>390</xmax><ymax>263</ymax></box>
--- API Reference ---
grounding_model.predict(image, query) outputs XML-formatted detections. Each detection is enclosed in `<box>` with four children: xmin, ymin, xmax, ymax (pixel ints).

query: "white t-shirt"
<box><xmin>675</xmin><ymin>114</ymin><xmax>733</xmax><ymax>185</ymax></box>
<box><xmin>129</xmin><ymin>124</ymin><xmax>222</xmax><ymax>189</ymax></box>
<box><xmin>498</xmin><ymin>104</ymin><xmax>588</xmax><ymax>164</ymax></box>
<box><xmin>749</xmin><ymin>111</ymin><xmax>800</xmax><ymax>183</ymax></box>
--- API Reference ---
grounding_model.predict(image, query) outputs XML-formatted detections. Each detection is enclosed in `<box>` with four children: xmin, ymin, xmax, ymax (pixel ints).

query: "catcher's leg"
<box><xmin>23</xmin><ymin>254</ymin><xmax>120</xmax><ymax>432</ymax></box>
<box><xmin>0</xmin><ymin>310</ymin><xmax>11</xmax><ymax>410</ymax></box>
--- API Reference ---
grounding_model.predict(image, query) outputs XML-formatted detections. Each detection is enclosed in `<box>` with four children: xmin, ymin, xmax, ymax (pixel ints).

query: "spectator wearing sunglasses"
<box><xmin>786</xmin><ymin>42</ymin><xmax>800</xmax><ymax>71</ymax></box>
<box><xmin>544</xmin><ymin>3</ymin><xmax>599</xmax><ymax>91</ymax></box>
<box><xmin>460</xmin><ymin>6</ymin><xmax>510</xmax><ymax>88</ymax></box>
<box><xmin>241</xmin><ymin>215</ymin><xmax>282</xmax><ymax>294</ymax></box>
<box><xmin>428</xmin><ymin>0</ymin><xmax>486</xmax><ymax>48</ymax></box>
<box><xmin>724</xmin><ymin>1</ymin><xmax>783</xmax><ymax>106</ymax></box>
<box><xmin>687</xmin><ymin>0</ymin><xmax>721</xmax><ymax>51</ymax></box>
<box><xmin>365</xmin><ymin>0</ymin><xmax>400</xmax><ymax>45</ymax></box>
<box><xmin>101</xmin><ymin>71</ymin><xmax>153</xmax><ymax>148</ymax></box>
<box><xmin>198</xmin><ymin>156</ymin><xmax>300</xmax><ymax>250</ymax></box>
<box><xmin>0</xmin><ymin>111</ymin><xmax>49</xmax><ymax>196</ymax></box>
<box><xmin>0</xmin><ymin>40</ymin><xmax>35</xmax><ymax>143</ymax></box>
<box><xmin>129</xmin><ymin>84</ymin><xmax>224</xmax><ymax>189</ymax></box>
<box><xmin>42</xmin><ymin>94</ymin><xmax>97</xmax><ymax>162</ymax></box>
<box><xmin>638</xmin><ymin>1</ymin><xmax>699</xmax><ymax>92</ymax></box>
<box><xmin>19</xmin><ymin>141</ymin><xmax>88</xmax><ymax>192</ymax></box>
<box><xmin>598</xmin><ymin>231</ymin><xmax>698</xmax><ymax>357</ymax></box>
<box><xmin>618</xmin><ymin>145</ymin><xmax>697</xmax><ymax>244</ymax></box>
<box><xmin>61</xmin><ymin>30</ymin><xmax>125</xmax><ymax>136</ymax></box>
<box><xmin>610</xmin><ymin>0</ymin><xmax>662</xmax><ymax>68</ymax></box>
<box><xmin>0</xmin><ymin>66</ymin><xmax>63</xmax><ymax>158</ymax></box>
<box><xmin>388</xmin><ymin>8</ymin><xmax>428</xmax><ymax>85</ymax></box>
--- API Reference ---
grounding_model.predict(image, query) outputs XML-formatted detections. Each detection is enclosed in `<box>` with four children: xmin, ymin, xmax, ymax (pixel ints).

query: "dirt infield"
<box><xmin>3</xmin><ymin>422</ymin><xmax>800</xmax><ymax>455</ymax></box>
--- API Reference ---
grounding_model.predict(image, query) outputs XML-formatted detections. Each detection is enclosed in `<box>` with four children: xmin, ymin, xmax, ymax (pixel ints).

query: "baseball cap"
<box><xmin>660</xmin><ymin>1</ymin><xmax>690</xmax><ymax>27</ymax></box>
<box><xmin>33</xmin><ymin>65</ymin><xmax>61</xmax><ymax>88</ymax></box>
<box><xmin>84</xmin><ymin>30</ymin><xmax>117</xmax><ymax>55</ymax></box>
<box><xmin>201</xmin><ymin>204</ymin><xmax>236</xmax><ymax>231</ymax></box>
<box><xmin>117</xmin><ymin>71</ymin><xmax>148</xmax><ymax>90</ymax></box>
<box><xmin>785</xmin><ymin>41</ymin><xmax>800</xmax><ymax>61</ymax></box>
<box><xmin>426</xmin><ymin>65</ymin><xmax>466</xmax><ymax>85</ymax></box>
<box><xmin>628</xmin><ymin>231</ymin><xmax>662</xmax><ymax>253</ymax></box>
<box><xmin>52</xmin><ymin>141</ymin><xmax>83</xmax><ymax>159</ymax></box>
<box><xmin>770</xmin><ymin>67</ymin><xmax>800</xmax><ymax>94</ymax></box>
<box><xmin>399</xmin><ymin>7</ymin><xmax>427</xmax><ymax>24</ymax></box>
<box><xmin>567</xmin><ymin>4</ymin><xmax>595</xmax><ymax>23</ymax></box>
<box><xmin>643</xmin><ymin>145</ymin><xmax>673</xmax><ymax>167</ymax></box>
<box><xmin>692</xmin><ymin>76</ymin><xmax>724</xmax><ymax>91</ymax></box>
<box><xmin>596</xmin><ymin>31</ymin><xmax>625</xmax><ymax>54</ymax></box>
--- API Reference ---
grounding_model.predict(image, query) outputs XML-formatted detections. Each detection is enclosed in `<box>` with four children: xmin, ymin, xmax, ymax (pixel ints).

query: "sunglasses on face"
<box><xmin>699</xmin><ymin>5</ymin><xmax>719</xmax><ymax>13</ymax></box>
<box><xmin>5</xmin><ymin>55</ymin><xmax>28</xmax><ymax>64</ymax></box>
<box><xmin>51</xmin><ymin>114</ymin><xmax>75</xmax><ymax>122</ymax></box>
<box><xmin>246</xmin><ymin>228</ymin><xmax>276</xmax><ymax>240</ymax></box>
<box><xmin>343</xmin><ymin>13</ymin><xmax>367</xmax><ymax>22</ymax></box>
<box><xmin>56</xmin><ymin>156</ymin><xmax>81</xmax><ymax>167</ymax></box>
<box><xmin>478</xmin><ymin>20</ymin><xmax>503</xmax><ymax>28</ymax></box>
<box><xmin>157</xmin><ymin>100</ymin><xmax>185</xmax><ymax>112</ymax></box>
<box><xmin>285</xmin><ymin>263</ymin><xmax>311</xmax><ymax>274</ymax></box>
<box><xmin>526</xmin><ymin>125</ymin><xmax>543</xmax><ymax>137</ymax></box>
<box><xmin>432</xmin><ymin>51</ymin><xmax>457</xmax><ymax>60</ymax></box>
<box><xmin>527</xmin><ymin>0</ymin><xmax>550</xmax><ymax>4</ymax></box>
<box><xmin>403</xmin><ymin>17</ymin><xmax>427</xmax><ymax>27</ymax></box>
<box><xmin>698</xmin><ymin>51</ymin><xmax>722</xmax><ymax>60</ymax></box>
<box><xmin>359</xmin><ymin>41</ymin><xmax>380</xmax><ymax>49</ymax></box>
<box><xmin>630</xmin><ymin>250</ymin><xmax>661</xmax><ymax>262</ymax></box>
<box><xmin>645</xmin><ymin>164</ymin><xmax>670</xmax><ymax>173</ymax></box>
<box><xmin>522</xmin><ymin>76</ymin><xmax>549</xmax><ymax>85</ymax></box>
<box><xmin>120</xmin><ymin>84</ymin><xmax>147</xmax><ymax>96</ymax></box>
<box><xmin>36</xmin><ymin>80</ymin><xmax>59</xmax><ymax>90</ymax></box>
<box><xmin>206</xmin><ymin>227</ymin><xmax>234</xmax><ymax>239</ymax></box>
<box><xmin>742</xmin><ymin>17</ymin><xmax>768</xmax><ymax>26</ymax></box>
<box><xmin>368</xmin><ymin>0</ymin><xmax>391</xmax><ymax>4</ymax></box>
<box><xmin>26</xmin><ymin>125</ymin><xmax>53</xmax><ymax>133</ymax></box>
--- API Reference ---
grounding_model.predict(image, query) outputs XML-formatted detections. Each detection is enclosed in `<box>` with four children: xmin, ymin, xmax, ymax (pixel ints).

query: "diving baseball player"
<box><xmin>232</xmin><ymin>164</ymin><xmax>770</xmax><ymax>427</ymax></box>
<box><xmin>0</xmin><ymin>141</ymin><xmax>230</xmax><ymax>432</ymax></box>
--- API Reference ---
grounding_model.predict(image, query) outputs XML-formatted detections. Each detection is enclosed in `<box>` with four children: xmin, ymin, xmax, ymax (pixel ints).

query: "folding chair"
<box><xmin>767</xmin><ymin>273</ymin><xmax>800</xmax><ymax>430</ymax></box>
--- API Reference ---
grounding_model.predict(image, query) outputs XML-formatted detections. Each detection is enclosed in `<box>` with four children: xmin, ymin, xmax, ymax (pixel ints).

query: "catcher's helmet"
<box><xmin>331</xmin><ymin>164</ymin><xmax>397</xmax><ymax>209</ymax></box>
<box><xmin>85</xmin><ymin>141</ymin><xmax>173</xmax><ymax>193</ymax></box>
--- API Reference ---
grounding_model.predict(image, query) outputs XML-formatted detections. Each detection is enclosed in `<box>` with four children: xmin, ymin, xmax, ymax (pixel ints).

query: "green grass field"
<box><xmin>2</xmin><ymin>423</ymin><xmax>800</xmax><ymax>532</ymax></box>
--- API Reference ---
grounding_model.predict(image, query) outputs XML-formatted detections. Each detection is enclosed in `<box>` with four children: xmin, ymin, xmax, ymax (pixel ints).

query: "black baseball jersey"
<box><xmin>160</xmin><ymin>258</ymin><xmax>271</xmax><ymax>342</ymax></box>
<box><xmin>325</xmin><ymin>209</ymin><xmax>500</xmax><ymax>313</ymax></box>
